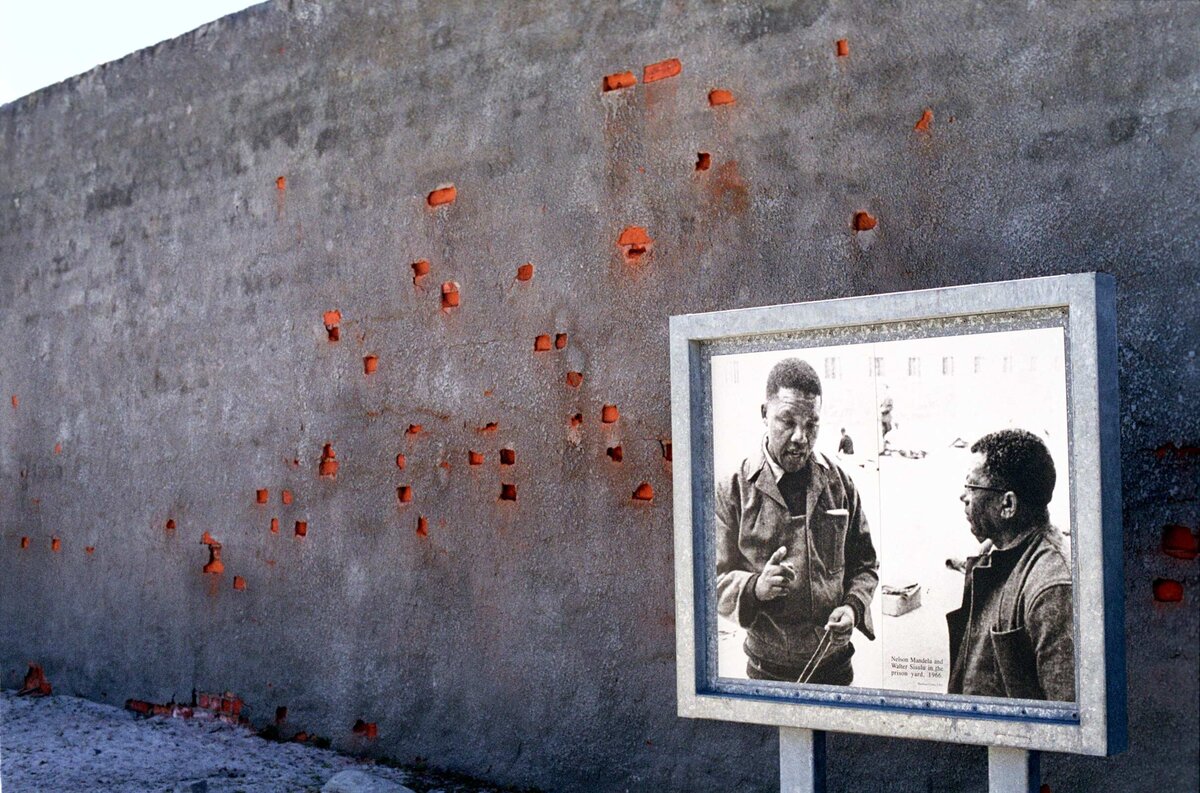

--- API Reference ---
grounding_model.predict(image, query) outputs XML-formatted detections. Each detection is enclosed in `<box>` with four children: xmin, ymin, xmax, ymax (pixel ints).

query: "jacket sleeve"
<box><xmin>840</xmin><ymin>472</ymin><xmax>879</xmax><ymax>641</ymax></box>
<box><xmin>715</xmin><ymin>472</ymin><xmax>759</xmax><ymax>628</ymax></box>
<box><xmin>1026</xmin><ymin>583</ymin><xmax>1075</xmax><ymax>701</ymax></box>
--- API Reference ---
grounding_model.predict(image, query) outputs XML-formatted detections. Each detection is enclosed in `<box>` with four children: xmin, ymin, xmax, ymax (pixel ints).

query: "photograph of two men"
<box><xmin>711</xmin><ymin>325</ymin><xmax>1075</xmax><ymax>703</ymax></box>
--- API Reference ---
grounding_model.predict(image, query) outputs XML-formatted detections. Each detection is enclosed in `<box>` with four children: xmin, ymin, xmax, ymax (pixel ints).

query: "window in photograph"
<box><xmin>1003</xmin><ymin>355</ymin><xmax>1014</xmax><ymax>373</ymax></box>
<box><xmin>973</xmin><ymin>355</ymin><xmax>985</xmax><ymax>374</ymax></box>
<box><xmin>873</xmin><ymin>356</ymin><xmax>886</xmax><ymax>377</ymax></box>
<box><xmin>908</xmin><ymin>356</ymin><xmax>921</xmax><ymax>377</ymax></box>
<box><xmin>824</xmin><ymin>356</ymin><xmax>840</xmax><ymax>380</ymax></box>
<box><xmin>942</xmin><ymin>356</ymin><xmax>954</xmax><ymax>376</ymax></box>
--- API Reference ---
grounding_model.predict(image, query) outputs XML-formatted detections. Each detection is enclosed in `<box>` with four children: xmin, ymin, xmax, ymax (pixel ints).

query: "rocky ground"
<box><xmin>0</xmin><ymin>690</ymin><xmax>518</xmax><ymax>792</ymax></box>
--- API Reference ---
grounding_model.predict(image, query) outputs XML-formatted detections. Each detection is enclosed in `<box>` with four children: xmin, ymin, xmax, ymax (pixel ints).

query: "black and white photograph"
<box><xmin>710</xmin><ymin>325</ymin><xmax>1076</xmax><ymax>703</ymax></box>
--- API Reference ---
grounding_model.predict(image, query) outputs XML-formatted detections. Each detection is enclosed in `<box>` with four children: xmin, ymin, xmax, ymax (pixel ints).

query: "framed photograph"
<box><xmin>670</xmin><ymin>274</ymin><xmax>1124</xmax><ymax>756</ymax></box>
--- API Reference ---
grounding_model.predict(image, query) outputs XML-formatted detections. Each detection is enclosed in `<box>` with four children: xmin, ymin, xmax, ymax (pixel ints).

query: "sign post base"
<box><xmin>779</xmin><ymin>727</ymin><xmax>826</xmax><ymax>793</ymax></box>
<box><xmin>988</xmin><ymin>746</ymin><xmax>1041</xmax><ymax>793</ymax></box>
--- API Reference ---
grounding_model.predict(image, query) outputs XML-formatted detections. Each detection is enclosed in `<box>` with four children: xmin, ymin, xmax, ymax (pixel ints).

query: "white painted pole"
<box><xmin>779</xmin><ymin>727</ymin><xmax>826</xmax><ymax>793</ymax></box>
<box><xmin>988</xmin><ymin>746</ymin><xmax>1041</xmax><ymax>793</ymax></box>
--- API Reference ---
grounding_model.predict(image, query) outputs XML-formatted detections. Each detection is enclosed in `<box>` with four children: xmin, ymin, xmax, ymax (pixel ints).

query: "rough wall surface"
<box><xmin>1</xmin><ymin>1</ymin><xmax>1197</xmax><ymax>791</ymax></box>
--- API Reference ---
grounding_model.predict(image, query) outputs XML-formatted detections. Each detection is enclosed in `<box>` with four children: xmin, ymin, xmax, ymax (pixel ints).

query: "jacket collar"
<box><xmin>749</xmin><ymin>439</ymin><xmax>830</xmax><ymax>512</ymax></box>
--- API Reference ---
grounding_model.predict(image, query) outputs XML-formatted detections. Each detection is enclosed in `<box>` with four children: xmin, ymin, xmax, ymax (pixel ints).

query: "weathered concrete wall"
<box><xmin>1</xmin><ymin>1</ymin><xmax>1196</xmax><ymax>790</ymax></box>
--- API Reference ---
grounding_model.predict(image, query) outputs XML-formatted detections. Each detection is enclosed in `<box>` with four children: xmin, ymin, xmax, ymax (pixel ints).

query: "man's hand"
<box><xmin>754</xmin><ymin>546</ymin><xmax>794</xmax><ymax>601</ymax></box>
<box><xmin>825</xmin><ymin>605</ymin><xmax>856</xmax><ymax>647</ymax></box>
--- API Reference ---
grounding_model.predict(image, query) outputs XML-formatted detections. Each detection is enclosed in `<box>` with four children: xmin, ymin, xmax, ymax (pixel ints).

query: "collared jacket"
<box><xmin>946</xmin><ymin>525</ymin><xmax>1075</xmax><ymax>701</ymax></box>
<box><xmin>716</xmin><ymin>450</ymin><xmax>879</xmax><ymax>669</ymax></box>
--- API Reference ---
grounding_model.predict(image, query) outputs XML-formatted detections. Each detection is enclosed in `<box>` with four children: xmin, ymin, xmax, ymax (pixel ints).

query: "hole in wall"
<box><xmin>915</xmin><ymin>108</ymin><xmax>933</xmax><ymax>133</ymax></box>
<box><xmin>566</xmin><ymin>371</ymin><xmax>583</xmax><ymax>387</ymax></box>
<box><xmin>20</xmin><ymin>536</ymin><xmax>30</xmax><ymax>549</ymax></box>
<box><xmin>602</xmin><ymin>71</ymin><xmax>636</xmax><ymax>92</ymax></box>
<box><xmin>397</xmin><ymin>485</ymin><xmax>413</xmax><ymax>503</ymax></box>
<box><xmin>554</xmin><ymin>333</ymin><xmax>568</xmax><ymax>350</ymax></box>
<box><xmin>1162</xmin><ymin>524</ymin><xmax>1198</xmax><ymax>559</ymax></box>
<box><xmin>516</xmin><ymin>263</ymin><xmax>534</xmax><ymax>281</ymax></box>
<box><xmin>695</xmin><ymin>152</ymin><xmax>711</xmax><ymax>171</ymax></box>
<box><xmin>51</xmin><ymin>537</ymin><xmax>61</xmax><ymax>552</ymax></box>
<box><xmin>165</xmin><ymin>519</ymin><xmax>176</xmax><ymax>531</ymax></box>
<box><xmin>441</xmin><ymin>282</ymin><xmax>460</xmax><ymax>310</ymax></box>
<box><xmin>256</xmin><ymin>489</ymin><xmax>269</xmax><ymax>504</ymax></box>
<box><xmin>633</xmin><ymin>483</ymin><xmax>655</xmax><ymax>501</ymax></box>
<box><xmin>643</xmin><ymin>58</ymin><xmax>681</xmax><ymax>83</ymax></box>
<box><xmin>835</xmin><ymin>39</ymin><xmax>849</xmax><ymax>57</ymax></box>
<box><xmin>500</xmin><ymin>484</ymin><xmax>517</xmax><ymax>501</ymax></box>
<box><xmin>606</xmin><ymin>446</ymin><xmax>624</xmax><ymax>462</ymax></box>
<box><xmin>1153</xmin><ymin>578</ymin><xmax>1183</xmax><ymax>602</ymax></box>
<box><xmin>478</xmin><ymin>422</ymin><xmax>499</xmax><ymax>433</ymax></box>
<box><xmin>275</xmin><ymin>706</ymin><xmax>288</xmax><ymax>724</ymax></box>
<box><xmin>233</xmin><ymin>576</ymin><xmax>246</xmax><ymax>591</ymax></box>
<box><xmin>282</xmin><ymin>490</ymin><xmax>293</xmax><ymax>505</ymax></box>
<box><xmin>323</xmin><ymin>310</ymin><xmax>341</xmax><ymax>342</ymax></box>
<box><xmin>407</xmin><ymin>424</ymin><xmax>424</xmax><ymax>436</ymax></box>
<box><xmin>427</xmin><ymin>185</ymin><xmax>457</xmax><ymax>207</ymax></box>
<box><xmin>294</xmin><ymin>521</ymin><xmax>308</xmax><ymax>537</ymax></box>
<box><xmin>396</xmin><ymin>454</ymin><xmax>407</xmax><ymax>469</ymax></box>
<box><xmin>660</xmin><ymin>440</ymin><xmax>673</xmax><ymax>462</ymax></box>
<box><xmin>602</xmin><ymin>405</ymin><xmax>619</xmax><ymax>423</ymax></box>
<box><xmin>570</xmin><ymin>413</ymin><xmax>583</xmax><ymax>427</ymax></box>
<box><xmin>363</xmin><ymin>355</ymin><xmax>378</xmax><ymax>375</ymax></box>
<box><xmin>469</xmin><ymin>451</ymin><xmax>484</xmax><ymax>466</ymax></box>
<box><xmin>416</xmin><ymin>516</ymin><xmax>428</xmax><ymax>537</ymax></box>
<box><xmin>412</xmin><ymin>259</ymin><xmax>430</xmax><ymax>285</ymax></box>
<box><xmin>853</xmin><ymin>211</ymin><xmax>878</xmax><ymax>231</ymax></box>
<box><xmin>534</xmin><ymin>334</ymin><xmax>552</xmax><ymax>352</ymax></box>
<box><xmin>708</xmin><ymin>89</ymin><xmax>735</xmax><ymax>106</ymax></box>
<box><xmin>500</xmin><ymin>448</ymin><xmax>516</xmax><ymax>465</ymax></box>
<box><xmin>270</xmin><ymin>518</ymin><xmax>280</xmax><ymax>534</ymax></box>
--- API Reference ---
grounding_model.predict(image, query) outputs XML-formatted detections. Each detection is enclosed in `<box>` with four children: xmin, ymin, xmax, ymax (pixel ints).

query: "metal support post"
<box><xmin>988</xmin><ymin>746</ymin><xmax>1041</xmax><ymax>793</ymax></box>
<box><xmin>779</xmin><ymin>727</ymin><xmax>826</xmax><ymax>793</ymax></box>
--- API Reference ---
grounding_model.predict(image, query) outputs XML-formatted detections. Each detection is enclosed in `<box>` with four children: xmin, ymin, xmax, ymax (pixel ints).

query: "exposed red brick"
<box><xmin>427</xmin><ymin>185</ymin><xmax>457</xmax><ymax>206</ymax></box>
<box><xmin>395</xmin><ymin>454</ymin><xmax>407</xmax><ymax>469</ymax></box>
<box><xmin>534</xmin><ymin>334</ymin><xmax>552</xmax><ymax>352</ymax></box>
<box><xmin>19</xmin><ymin>664</ymin><xmax>51</xmax><ymax>696</ymax></box>
<box><xmin>363</xmin><ymin>355</ymin><xmax>379</xmax><ymax>375</ymax></box>
<box><xmin>233</xmin><ymin>576</ymin><xmax>246</xmax><ymax>591</ymax></box>
<box><xmin>200</xmin><ymin>532</ymin><xmax>218</xmax><ymax>546</ymax></box>
<box><xmin>660</xmin><ymin>439</ymin><xmax>673</xmax><ymax>462</ymax></box>
<box><xmin>320</xmin><ymin>443</ymin><xmax>338</xmax><ymax>477</ymax></box>
<box><xmin>695</xmin><ymin>152</ymin><xmax>711</xmax><ymax>171</ymax></box>
<box><xmin>440</xmin><ymin>281</ymin><xmax>461</xmax><ymax>310</ymax></box>
<box><xmin>602</xmin><ymin>71</ymin><xmax>636</xmax><ymax>92</ymax></box>
<box><xmin>477</xmin><ymin>422</ymin><xmax>499</xmax><ymax>433</ymax></box>
<box><xmin>85</xmin><ymin>546</ymin><xmax>95</xmax><ymax>555</ymax></box>
<box><xmin>10</xmin><ymin>395</ymin><xmax>17</xmax><ymax>409</ymax></box>
<box><xmin>708</xmin><ymin>89</ymin><xmax>735</xmax><ymax>107</ymax></box>
<box><xmin>126</xmin><ymin>699</ymin><xmax>152</xmax><ymax>714</ymax></box>
<box><xmin>601</xmin><ymin>404</ymin><xmax>619</xmax><ymax>423</ymax></box>
<box><xmin>397</xmin><ymin>485</ymin><xmax>413</xmax><ymax>503</ymax></box>
<box><xmin>915</xmin><ymin>108</ymin><xmax>934</xmax><ymax>133</ymax></box>
<box><xmin>606</xmin><ymin>446</ymin><xmax>623</xmax><ymax>462</ymax></box>
<box><xmin>643</xmin><ymin>58</ymin><xmax>681</xmax><ymax>83</ymax></box>
<box><xmin>469</xmin><ymin>451</ymin><xmax>484</xmax><ymax>466</ymax></box>
<box><xmin>53</xmin><ymin>442</ymin><xmax>62</xmax><ymax>454</ymax></box>
<box><xmin>500</xmin><ymin>448</ymin><xmax>516</xmax><ymax>466</ymax></box>
<box><xmin>294</xmin><ymin>521</ymin><xmax>308</xmax><ymax>537</ymax></box>
<box><xmin>516</xmin><ymin>263</ymin><xmax>534</xmax><ymax>281</ymax></box>
<box><xmin>853</xmin><ymin>211</ymin><xmax>878</xmax><ymax>231</ymax></box>
<box><xmin>617</xmin><ymin>226</ymin><xmax>653</xmax><ymax>263</ymax></box>
<box><xmin>323</xmin><ymin>310</ymin><xmax>341</xmax><ymax>342</ymax></box>
<box><xmin>1162</xmin><ymin>525</ymin><xmax>1198</xmax><ymax>560</ymax></box>
<box><xmin>20</xmin><ymin>536</ymin><xmax>29</xmax><ymax>549</ymax></box>
<box><xmin>633</xmin><ymin>482</ymin><xmax>655</xmax><ymax>501</ymax></box>
<box><xmin>276</xmin><ymin>176</ymin><xmax>287</xmax><ymax>191</ymax></box>
<box><xmin>352</xmin><ymin>719</ymin><xmax>379</xmax><ymax>739</ymax></box>
<box><xmin>1153</xmin><ymin>578</ymin><xmax>1183</xmax><ymax>602</ymax></box>
<box><xmin>275</xmin><ymin>706</ymin><xmax>288</xmax><ymax>724</ymax></box>
<box><xmin>270</xmin><ymin>518</ymin><xmax>280</xmax><ymax>534</ymax></box>
<box><xmin>165</xmin><ymin>519</ymin><xmax>176</xmax><ymax>531</ymax></box>
<box><xmin>51</xmin><ymin>537</ymin><xmax>61</xmax><ymax>552</ymax></box>
<box><xmin>256</xmin><ymin>489</ymin><xmax>269</xmax><ymax>504</ymax></box>
<box><xmin>412</xmin><ymin>259</ymin><xmax>431</xmax><ymax>284</ymax></box>
<box><xmin>416</xmin><ymin>516</ymin><xmax>429</xmax><ymax>537</ymax></box>
<box><xmin>500</xmin><ymin>483</ymin><xmax>517</xmax><ymax>501</ymax></box>
<box><xmin>438</xmin><ymin>460</ymin><xmax>451</xmax><ymax>471</ymax></box>
<box><xmin>555</xmin><ymin>333</ymin><xmax>568</xmax><ymax>350</ymax></box>
<box><xmin>570</xmin><ymin>413</ymin><xmax>583</xmax><ymax>428</ymax></box>
<box><xmin>835</xmin><ymin>39</ymin><xmax>849</xmax><ymax>57</ymax></box>
<box><xmin>282</xmin><ymin>489</ymin><xmax>293</xmax><ymax>505</ymax></box>
<box><xmin>407</xmin><ymin>424</ymin><xmax>424</xmax><ymax>436</ymax></box>
<box><xmin>203</xmin><ymin>544</ymin><xmax>224</xmax><ymax>575</ymax></box>
<box><xmin>566</xmin><ymin>371</ymin><xmax>583</xmax><ymax>387</ymax></box>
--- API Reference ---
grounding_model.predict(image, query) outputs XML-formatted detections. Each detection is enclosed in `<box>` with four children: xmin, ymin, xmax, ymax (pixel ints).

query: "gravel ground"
<box><xmin>0</xmin><ymin>691</ymin><xmax>515</xmax><ymax>793</ymax></box>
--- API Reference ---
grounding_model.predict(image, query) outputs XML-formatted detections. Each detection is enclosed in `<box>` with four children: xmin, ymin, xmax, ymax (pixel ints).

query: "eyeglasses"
<box><xmin>962</xmin><ymin>483</ymin><xmax>1008</xmax><ymax>494</ymax></box>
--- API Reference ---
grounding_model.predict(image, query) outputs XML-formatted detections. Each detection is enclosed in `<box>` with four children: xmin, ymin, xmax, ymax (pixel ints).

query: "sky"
<box><xmin>0</xmin><ymin>0</ymin><xmax>260</xmax><ymax>105</ymax></box>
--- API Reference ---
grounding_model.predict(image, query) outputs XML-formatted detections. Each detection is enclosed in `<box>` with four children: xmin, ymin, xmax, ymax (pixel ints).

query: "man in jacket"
<box><xmin>716</xmin><ymin>358</ymin><xmax>879</xmax><ymax>684</ymax></box>
<box><xmin>946</xmin><ymin>429</ymin><xmax>1075</xmax><ymax>701</ymax></box>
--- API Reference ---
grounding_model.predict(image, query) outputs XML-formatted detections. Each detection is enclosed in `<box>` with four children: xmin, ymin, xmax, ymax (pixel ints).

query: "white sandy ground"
<box><xmin>0</xmin><ymin>691</ymin><xmax>508</xmax><ymax>793</ymax></box>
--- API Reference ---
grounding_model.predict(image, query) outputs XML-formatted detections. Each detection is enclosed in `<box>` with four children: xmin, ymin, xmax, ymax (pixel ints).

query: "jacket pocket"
<box><xmin>989</xmin><ymin>624</ymin><xmax>1042</xmax><ymax>700</ymax></box>
<box><xmin>811</xmin><ymin>510</ymin><xmax>848</xmax><ymax>573</ymax></box>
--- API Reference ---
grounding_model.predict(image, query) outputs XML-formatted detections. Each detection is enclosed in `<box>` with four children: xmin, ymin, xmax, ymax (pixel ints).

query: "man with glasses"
<box><xmin>946</xmin><ymin>429</ymin><xmax>1075</xmax><ymax>701</ymax></box>
<box><xmin>716</xmin><ymin>358</ymin><xmax>879</xmax><ymax>684</ymax></box>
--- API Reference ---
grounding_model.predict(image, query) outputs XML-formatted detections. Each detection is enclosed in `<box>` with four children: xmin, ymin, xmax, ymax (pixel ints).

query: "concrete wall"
<box><xmin>1</xmin><ymin>1</ymin><xmax>1196</xmax><ymax>790</ymax></box>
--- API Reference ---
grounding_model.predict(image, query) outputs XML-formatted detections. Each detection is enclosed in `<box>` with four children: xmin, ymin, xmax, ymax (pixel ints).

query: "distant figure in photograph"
<box><xmin>716</xmin><ymin>358</ymin><xmax>879</xmax><ymax>684</ymax></box>
<box><xmin>947</xmin><ymin>429</ymin><xmax>1075</xmax><ymax>701</ymax></box>
<box><xmin>837</xmin><ymin>428</ymin><xmax>855</xmax><ymax>456</ymax></box>
<box><xmin>878</xmin><ymin>385</ymin><xmax>894</xmax><ymax>439</ymax></box>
